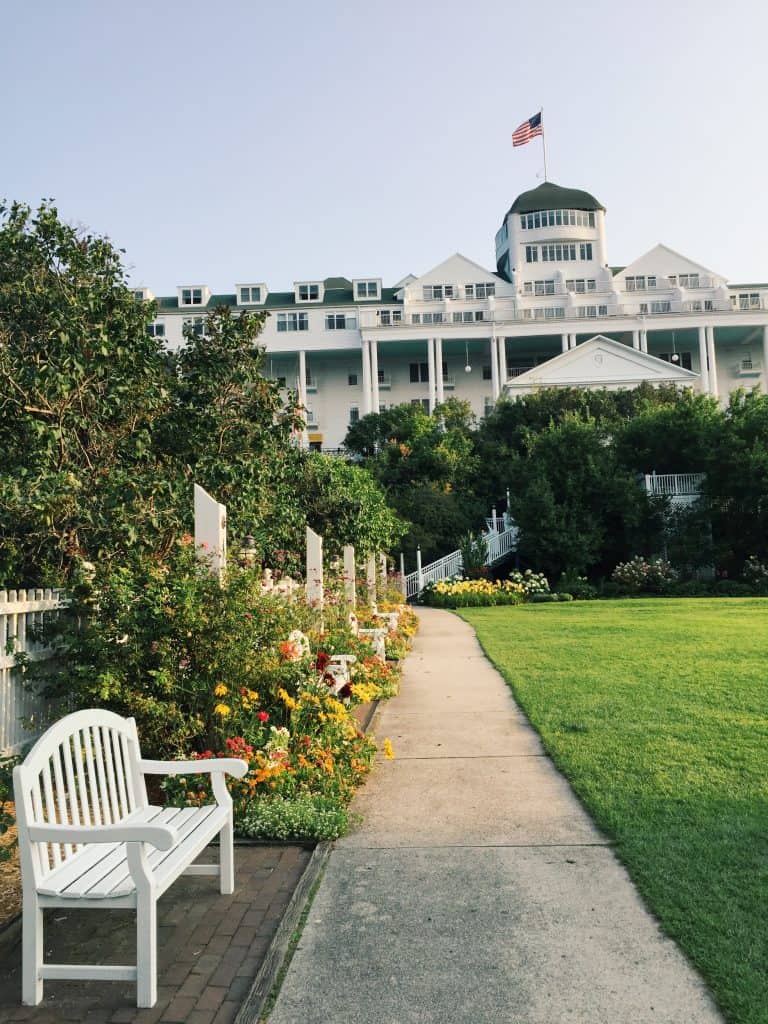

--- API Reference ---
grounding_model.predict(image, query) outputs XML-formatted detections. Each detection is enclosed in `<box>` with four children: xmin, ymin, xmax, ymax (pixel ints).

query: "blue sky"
<box><xmin>3</xmin><ymin>0</ymin><xmax>767</xmax><ymax>293</ymax></box>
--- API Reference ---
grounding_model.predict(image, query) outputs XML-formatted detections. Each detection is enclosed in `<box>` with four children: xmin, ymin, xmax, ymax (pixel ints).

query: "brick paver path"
<box><xmin>0</xmin><ymin>844</ymin><xmax>311</xmax><ymax>1024</ymax></box>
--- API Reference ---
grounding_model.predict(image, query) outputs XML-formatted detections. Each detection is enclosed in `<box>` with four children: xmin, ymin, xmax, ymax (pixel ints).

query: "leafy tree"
<box><xmin>0</xmin><ymin>200</ymin><xmax>173</xmax><ymax>583</ymax></box>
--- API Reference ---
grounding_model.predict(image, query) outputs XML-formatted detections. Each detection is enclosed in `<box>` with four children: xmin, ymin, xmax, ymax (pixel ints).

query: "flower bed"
<box><xmin>15</xmin><ymin>546</ymin><xmax>418</xmax><ymax>843</ymax></box>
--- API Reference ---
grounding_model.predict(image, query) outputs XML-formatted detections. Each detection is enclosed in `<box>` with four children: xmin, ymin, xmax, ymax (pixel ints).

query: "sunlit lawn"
<box><xmin>459</xmin><ymin>599</ymin><xmax>768</xmax><ymax>1024</ymax></box>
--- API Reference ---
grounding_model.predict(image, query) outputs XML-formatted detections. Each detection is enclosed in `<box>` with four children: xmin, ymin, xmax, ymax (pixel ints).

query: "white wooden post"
<box><xmin>416</xmin><ymin>547</ymin><xmax>423</xmax><ymax>596</ymax></box>
<box><xmin>399</xmin><ymin>552</ymin><xmax>406</xmax><ymax>599</ymax></box>
<box><xmin>366</xmin><ymin>554</ymin><xmax>377</xmax><ymax>605</ymax></box>
<box><xmin>343</xmin><ymin>544</ymin><xmax>356</xmax><ymax>609</ymax></box>
<box><xmin>194</xmin><ymin>484</ymin><xmax>227</xmax><ymax>578</ymax></box>
<box><xmin>379</xmin><ymin>552</ymin><xmax>387</xmax><ymax>583</ymax></box>
<box><xmin>306</xmin><ymin>527</ymin><xmax>324</xmax><ymax>611</ymax></box>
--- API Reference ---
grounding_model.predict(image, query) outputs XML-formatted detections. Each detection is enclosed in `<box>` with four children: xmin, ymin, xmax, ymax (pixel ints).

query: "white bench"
<box><xmin>12</xmin><ymin>708</ymin><xmax>247</xmax><ymax>1008</ymax></box>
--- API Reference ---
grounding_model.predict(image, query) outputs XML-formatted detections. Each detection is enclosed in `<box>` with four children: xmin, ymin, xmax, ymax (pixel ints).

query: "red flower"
<box><xmin>314</xmin><ymin>651</ymin><xmax>331</xmax><ymax>671</ymax></box>
<box><xmin>258</xmin><ymin>710</ymin><xmax>269</xmax><ymax>723</ymax></box>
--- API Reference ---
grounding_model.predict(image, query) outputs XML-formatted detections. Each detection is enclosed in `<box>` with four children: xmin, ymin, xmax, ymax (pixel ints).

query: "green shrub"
<box><xmin>670</xmin><ymin>580</ymin><xmax>714</xmax><ymax>598</ymax></box>
<box><xmin>529</xmin><ymin>592</ymin><xmax>558</xmax><ymax>603</ymax></box>
<box><xmin>557</xmin><ymin>572</ymin><xmax>598</xmax><ymax>600</ymax></box>
<box><xmin>612</xmin><ymin>556</ymin><xmax>678</xmax><ymax>594</ymax></box>
<box><xmin>556</xmin><ymin>592</ymin><xmax>574</xmax><ymax>602</ymax></box>
<box><xmin>715</xmin><ymin>580</ymin><xmax>754</xmax><ymax>598</ymax></box>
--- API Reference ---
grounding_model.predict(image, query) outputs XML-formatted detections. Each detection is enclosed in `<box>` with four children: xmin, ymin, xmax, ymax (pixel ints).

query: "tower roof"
<box><xmin>505</xmin><ymin>181</ymin><xmax>605</xmax><ymax>218</ymax></box>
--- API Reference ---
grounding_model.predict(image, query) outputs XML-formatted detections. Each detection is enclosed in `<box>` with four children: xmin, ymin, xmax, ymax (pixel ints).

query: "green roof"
<box><xmin>155</xmin><ymin>277</ymin><xmax>402</xmax><ymax>313</ymax></box>
<box><xmin>505</xmin><ymin>182</ymin><xmax>605</xmax><ymax>219</ymax></box>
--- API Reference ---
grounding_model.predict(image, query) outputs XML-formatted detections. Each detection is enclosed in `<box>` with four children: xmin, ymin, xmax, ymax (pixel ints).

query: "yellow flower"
<box><xmin>277</xmin><ymin>687</ymin><xmax>298</xmax><ymax>711</ymax></box>
<box><xmin>382</xmin><ymin>738</ymin><xmax>395</xmax><ymax>760</ymax></box>
<box><xmin>214</xmin><ymin>682</ymin><xmax>228</xmax><ymax>697</ymax></box>
<box><xmin>214</xmin><ymin>703</ymin><xmax>231</xmax><ymax>717</ymax></box>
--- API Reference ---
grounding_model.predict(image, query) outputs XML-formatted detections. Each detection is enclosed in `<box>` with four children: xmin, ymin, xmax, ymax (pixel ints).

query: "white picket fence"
<box><xmin>404</xmin><ymin>523</ymin><xmax>519</xmax><ymax>600</ymax></box>
<box><xmin>0</xmin><ymin>588</ymin><xmax>66</xmax><ymax>755</ymax></box>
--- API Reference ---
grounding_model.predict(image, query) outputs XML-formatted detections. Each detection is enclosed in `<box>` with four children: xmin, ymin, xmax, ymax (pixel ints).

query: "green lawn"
<box><xmin>458</xmin><ymin>599</ymin><xmax>768</xmax><ymax>1024</ymax></box>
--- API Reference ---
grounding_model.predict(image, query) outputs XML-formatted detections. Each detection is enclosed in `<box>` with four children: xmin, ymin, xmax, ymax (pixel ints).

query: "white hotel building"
<box><xmin>136</xmin><ymin>182</ymin><xmax>768</xmax><ymax>450</ymax></box>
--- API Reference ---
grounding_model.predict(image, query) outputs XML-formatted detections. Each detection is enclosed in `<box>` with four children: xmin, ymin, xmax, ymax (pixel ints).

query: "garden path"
<box><xmin>267</xmin><ymin>606</ymin><xmax>724</xmax><ymax>1024</ymax></box>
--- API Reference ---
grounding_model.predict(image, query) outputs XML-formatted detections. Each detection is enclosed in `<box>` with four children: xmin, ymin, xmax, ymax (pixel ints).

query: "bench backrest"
<box><xmin>13</xmin><ymin>709</ymin><xmax>148</xmax><ymax>886</ymax></box>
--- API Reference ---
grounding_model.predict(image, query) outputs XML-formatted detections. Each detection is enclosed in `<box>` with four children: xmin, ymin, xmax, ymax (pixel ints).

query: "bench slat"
<box><xmin>38</xmin><ymin>805</ymin><xmax>224</xmax><ymax>900</ymax></box>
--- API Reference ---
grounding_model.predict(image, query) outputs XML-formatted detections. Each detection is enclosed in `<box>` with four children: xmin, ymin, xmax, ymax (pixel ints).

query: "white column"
<box><xmin>497</xmin><ymin>336</ymin><xmax>506</xmax><ymax>388</ymax></box>
<box><xmin>435</xmin><ymin>337</ymin><xmax>445</xmax><ymax>406</ymax></box>
<box><xmin>706</xmin><ymin>327</ymin><xmax>718</xmax><ymax>398</ymax></box>
<box><xmin>697</xmin><ymin>326</ymin><xmax>710</xmax><ymax>395</ymax></box>
<box><xmin>640</xmin><ymin>330</ymin><xmax>648</xmax><ymax>353</ymax></box>
<box><xmin>427</xmin><ymin>337</ymin><xmax>436</xmax><ymax>413</ymax></box>
<box><xmin>361</xmin><ymin>339</ymin><xmax>372</xmax><ymax>415</ymax></box>
<box><xmin>490</xmin><ymin>336</ymin><xmax>500</xmax><ymax>399</ymax></box>
<box><xmin>632</xmin><ymin>330</ymin><xmax>641</xmax><ymax>350</ymax></box>
<box><xmin>305</xmin><ymin>526</ymin><xmax>323</xmax><ymax>612</ymax></box>
<box><xmin>763</xmin><ymin>325</ymin><xmax>768</xmax><ymax>391</ymax></box>
<box><xmin>561</xmin><ymin>333</ymin><xmax>569</xmax><ymax>353</ymax></box>
<box><xmin>370</xmin><ymin>339</ymin><xmax>380</xmax><ymax>414</ymax></box>
<box><xmin>569</xmin><ymin>333</ymin><xmax>577</xmax><ymax>350</ymax></box>
<box><xmin>298</xmin><ymin>349</ymin><xmax>309</xmax><ymax>447</ymax></box>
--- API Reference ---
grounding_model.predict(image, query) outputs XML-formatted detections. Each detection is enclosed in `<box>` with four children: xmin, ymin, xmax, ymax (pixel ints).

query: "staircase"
<box><xmin>404</xmin><ymin>519</ymin><xmax>519</xmax><ymax>601</ymax></box>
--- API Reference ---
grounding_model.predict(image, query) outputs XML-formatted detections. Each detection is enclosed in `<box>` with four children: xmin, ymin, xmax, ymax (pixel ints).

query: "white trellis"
<box><xmin>0</xmin><ymin>589</ymin><xmax>67</xmax><ymax>754</ymax></box>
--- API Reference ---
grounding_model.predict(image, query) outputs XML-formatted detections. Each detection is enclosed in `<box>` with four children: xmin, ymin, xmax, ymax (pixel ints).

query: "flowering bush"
<box><xmin>508</xmin><ymin>569</ymin><xmax>550</xmax><ymax>595</ymax></box>
<box><xmin>23</xmin><ymin>545</ymin><xmax>418</xmax><ymax>841</ymax></box>
<box><xmin>421</xmin><ymin>577</ymin><xmax>524</xmax><ymax>608</ymax></box>
<box><xmin>742</xmin><ymin>556</ymin><xmax>768</xmax><ymax>593</ymax></box>
<box><xmin>557</xmin><ymin>572</ymin><xmax>598</xmax><ymax>600</ymax></box>
<box><xmin>612</xmin><ymin>556</ymin><xmax>678</xmax><ymax>593</ymax></box>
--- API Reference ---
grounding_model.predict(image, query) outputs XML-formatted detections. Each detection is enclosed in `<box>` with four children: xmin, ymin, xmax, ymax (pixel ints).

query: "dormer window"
<box><xmin>180</xmin><ymin>287</ymin><xmax>204</xmax><ymax>306</ymax></box>
<box><xmin>239</xmin><ymin>285</ymin><xmax>262</xmax><ymax>304</ymax></box>
<box><xmin>355</xmin><ymin>280</ymin><xmax>380</xmax><ymax>299</ymax></box>
<box><xmin>298</xmin><ymin>283</ymin><xmax>320</xmax><ymax>301</ymax></box>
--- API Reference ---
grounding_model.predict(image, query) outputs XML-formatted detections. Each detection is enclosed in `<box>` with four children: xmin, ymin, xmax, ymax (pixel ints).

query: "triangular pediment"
<box><xmin>614</xmin><ymin>244</ymin><xmax>726</xmax><ymax>285</ymax></box>
<box><xmin>405</xmin><ymin>253</ymin><xmax>514</xmax><ymax>298</ymax></box>
<box><xmin>504</xmin><ymin>336</ymin><xmax>698</xmax><ymax>392</ymax></box>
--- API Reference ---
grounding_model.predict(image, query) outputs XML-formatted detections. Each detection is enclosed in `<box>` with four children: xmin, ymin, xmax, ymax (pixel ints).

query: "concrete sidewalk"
<box><xmin>267</xmin><ymin>607</ymin><xmax>723</xmax><ymax>1024</ymax></box>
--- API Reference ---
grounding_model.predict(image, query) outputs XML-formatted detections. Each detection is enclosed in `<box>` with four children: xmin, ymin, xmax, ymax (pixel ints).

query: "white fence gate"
<box><xmin>0</xmin><ymin>589</ymin><xmax>66</xmax><ymax>755</ymax></box>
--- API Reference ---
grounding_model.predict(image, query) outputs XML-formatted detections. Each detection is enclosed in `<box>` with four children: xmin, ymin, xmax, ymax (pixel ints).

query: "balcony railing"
<box><xmin>362</xmin><ymin>300</ymin><xmax>758</xmax><ymax>329</ymax></box>
<box><xmin>644</xmin><ymin>473</ymin><xmax>705</xmax><ymax>497</ymax></box>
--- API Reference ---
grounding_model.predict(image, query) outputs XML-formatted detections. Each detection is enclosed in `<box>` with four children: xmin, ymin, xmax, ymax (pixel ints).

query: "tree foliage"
<box><xmin>0</xmin><ymin>201</ymin><xmax>402</xmax><ymax>585</ymax></box>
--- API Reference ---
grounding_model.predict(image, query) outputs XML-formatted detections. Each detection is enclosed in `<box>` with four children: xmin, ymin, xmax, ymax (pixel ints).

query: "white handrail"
<box><xmin>404</xmin><ymin>524</ymin><xmax>519</xmax><ymax>600</ymax></box>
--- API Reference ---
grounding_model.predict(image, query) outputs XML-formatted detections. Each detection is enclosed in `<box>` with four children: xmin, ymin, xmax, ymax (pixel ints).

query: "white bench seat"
<box><xmin>13</xmin><ymin>709</ymin><xmax>247</xmax><ymax>1008</ymax></box>
<box><xmin>38</xmin><ymin>804</ymin><xmax>228</xmax><ymax>901</ymax></box>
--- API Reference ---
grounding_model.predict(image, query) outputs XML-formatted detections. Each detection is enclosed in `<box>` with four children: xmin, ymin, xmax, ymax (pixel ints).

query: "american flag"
<box><xmin>512</xmin><ymin>112</ymin><xmax>543</xmax><ymax>147</ymax></box>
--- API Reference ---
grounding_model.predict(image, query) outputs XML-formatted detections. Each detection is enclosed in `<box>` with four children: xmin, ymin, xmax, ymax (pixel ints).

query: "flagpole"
<box><xmin>540</xmin><ymin>107</ymin><xmax>548</xmax><ymax>181</ymax></box>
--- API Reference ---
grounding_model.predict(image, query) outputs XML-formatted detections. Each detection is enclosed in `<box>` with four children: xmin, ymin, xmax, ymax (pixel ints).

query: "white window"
<box><xmin>349</xmin><ymin>406</ymin><xmax>360</xmax><ymax>424</ymax></box>
<box><xmin>579</xmin><ymin>243</ymin><xmax>593</xmax><ymax>260</ymax></box>
<box><xmin>298</xmin><ymin>284</ymin><xmax>320</xmax><ymax>301</ymax></box>
<box><xmin>678</xmin><ymin>274</ymin><xmax>700</xmax><ymax>288</ymax></box>
<box><xmin>577</xmin><ymin>305</ymin><xmax>608</xmax><ymax>318</ymax></box>
<box><xmin>325</xmin><ymin>313</ymin><xmax>357</xmax><ymax>330</ymax></box>
<box><xmin>378</xmin><ymin>309</ymin><xmax>402</xmax><ymax>326</ymax></box>
<box><xmin>355</xmin><ymin>281</ymin><xmax>379</xmax><ymax>298</ymax></box>
<box><xmin>421</xmin><ymin>312</ymin><xmax>444</xmax><ymax>325</ymax></box>
<box><xmin>736</xmin><ymin>292</ymin><xmax>761</xmax><ymax>309</ymax></box>
<box><xmin>525</xmin><ymin>245</ymin><xmax>538</xmax><ymax>263</ymax></box>
<box><xmin>239</xmin><ymin>286</ymin><xmax>262</xmax><ymax>303</ymax></box>
<box><xmin>146</xmin><ymin>322</ymin><xmax>165</xmax><ymax>338</ymax></box>
<box><xmin>534</xmin><ymin>279</ymin><xmax>555</xmax><ymax>296</ymax></box>
<box><xmin>465</xmin><ymin>282</ymin><xmax>495</xmax><ymax>299</ymax></box>
<box><xmin>541</xmin><ymin>244</ymin><xmax>577</xmax><ymax>262</ymax></box>
<box><xmin>423</xmin><ymin>284</ymin><xmax>454</xmax><ymax>300</ymax></box>
<box><xmin>651</xmin><ymin>301</ymin><xmax>671</xmax><ymax>314</ymax></box>
<box><xmin>181</xmin><ymin>288</ymin><xmax>203</xmax><ymax>305</ymax></box>
<box><xmin>348</xmin><ymin>373</ymin><xmax>358</xmax><ymax>386</ymax></box>
<box><xmin>277</xmin><ymin>312</ymin><xmax>309</xmax><ymax>332</ymax></box>
<box><xmin>521</xmin><ymin>209</ymin><xmax>596</xmax><ymax>229</ymax></box>
<box><xmin>183</xmin><ymin>316</ymin><xmax>207</xmax><ymax>337</ymax></box>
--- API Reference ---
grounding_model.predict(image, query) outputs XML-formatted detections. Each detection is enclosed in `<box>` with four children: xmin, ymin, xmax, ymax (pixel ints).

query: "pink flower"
<box><xmin>258</xmin><ymin>711</ymin><xmax>269</xmax><ymax>723</ymax></box>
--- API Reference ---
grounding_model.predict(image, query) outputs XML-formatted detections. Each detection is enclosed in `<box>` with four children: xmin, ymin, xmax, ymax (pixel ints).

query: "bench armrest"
<box><xmin>27</xmin><ymin>823</ymin><xmax>179</xmax><ymax>851</ymax></box>
<box><xmin>139</xmin><ymin>758</ymin><xmax>248</xmax><ymax>779</ymax></box>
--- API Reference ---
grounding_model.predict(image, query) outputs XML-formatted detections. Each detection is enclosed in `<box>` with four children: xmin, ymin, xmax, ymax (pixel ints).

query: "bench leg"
<box><xmin>220</xmin><ymin>814</ymin><xmax>234</xmax><ymax>895</ymax></box>
<box><xmin>21</xmin><ymin>896</ymin><xmax>43</xmax><ymax>1005</ymax></box>
<box><xmin>136</xmin><ymin>892</ymin><xmax>157</xmax><ymax>1007</ymax></box>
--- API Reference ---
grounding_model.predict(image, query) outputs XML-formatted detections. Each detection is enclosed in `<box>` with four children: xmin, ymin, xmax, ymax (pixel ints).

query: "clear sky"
<box><xmin>3</xmin><ymin>0</ymin><xmax>767</xmax><ymax>294</ymax></box>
